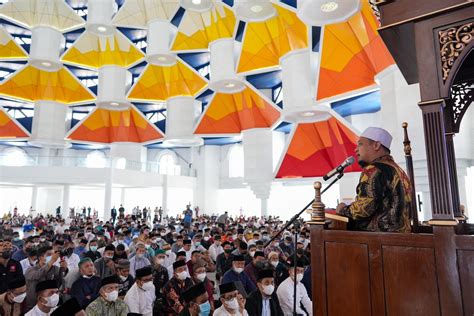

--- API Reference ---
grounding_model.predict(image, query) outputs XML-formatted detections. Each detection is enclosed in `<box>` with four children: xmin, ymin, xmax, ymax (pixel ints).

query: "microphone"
<box><xmin>323</xmin><ymin>156</ymin><xmax>355</xmax><ymax>181</ymax></box>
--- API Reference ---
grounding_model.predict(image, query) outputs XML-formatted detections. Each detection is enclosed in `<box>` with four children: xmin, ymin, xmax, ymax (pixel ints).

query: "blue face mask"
<box><xmin>199</xmin><ymin>301</ymin><xmax>211</xmax><ymax>316</ymax></box>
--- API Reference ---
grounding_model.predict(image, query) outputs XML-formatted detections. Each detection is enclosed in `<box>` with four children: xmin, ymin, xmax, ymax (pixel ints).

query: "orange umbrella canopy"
<box><xmin>316</xmin><ymin>0</ymin><xmax>394</xmax><ymax>101</ymax></box>
<box><xmin>67</xmin><ymin>106</ymin><xmax>164</xmax><ymax>144</ymax></box>
<box><xmin>0</xmin><ymin>108</ymin><xmax>29</xmax><ymax>139</ymax></box>
<box><xmin>276</xmin><ymin>116</ymin><xmax>362</xmax><ymax>178</ymax></box>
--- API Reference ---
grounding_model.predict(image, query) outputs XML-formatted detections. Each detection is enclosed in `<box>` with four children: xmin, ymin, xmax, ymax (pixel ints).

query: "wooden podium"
<box><xmin>307</xmin><ymin>2</ymin><xmax>474</xmax><ymax>315</ymax></box>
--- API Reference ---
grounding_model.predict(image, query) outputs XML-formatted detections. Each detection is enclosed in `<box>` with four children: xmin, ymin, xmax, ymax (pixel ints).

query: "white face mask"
<box><xmin>12</xmin><ymin>292</ymin><xmax>27</xmax><ymax>303</ymax></box>
<box><xmin>262</xmin><ymin>285</ymin><xmax>275</xmax><ymax>296</ymax></box>
<box><xmin>45</xmin><ymin>293</ymin><xmax>60</xmax><ymax>307</ymax></box>
<box><xmin>249</xmin><ymin>251</ymin><xmax>256</xmax><ymax>258</ymax></box>
<box><xmin>294</xmin><ymin>273</ymin><xmax>304</xmax><ymax>282</ymax></box>
<box><xmin>141</xmin><ymin>281</ymin><xmax>155</xmax><ymax>292</ymax></box>
<box><xmin>225</xmin><ymin>297</ymin><xmax>239</xmax><ymax>310</ymax></box>
<box><xmin>233</xmin><ymin>267</ymin><xmax>243</xmax><ymax>274</ymax></box>
<box><xmin>106</xmin><ymin>290</ymin><xmax>119</xmax><ymax>302</ymax></box>
<box><xmin>155</xmin><ymin>258</ymin><xmax>164</xmax><ymax>265</ymax></box>
<box><xmin>195</xmin><ymin>272</ymin><xmax>206</xmax><ymax>282</ymax></box>
<box><xmin>119</xmin><ymin>275</ymin><xmax>127</xmax><ymax>282</ymax></box>
<box><xmin>177</xmin><ymin>271</ymin><xmax>188</xmax><ymax>280</ymax></box>
<box><xmin>270</xmin><ymin>261</ymin><xmax>279</xmax><ymax>268</ymax></box>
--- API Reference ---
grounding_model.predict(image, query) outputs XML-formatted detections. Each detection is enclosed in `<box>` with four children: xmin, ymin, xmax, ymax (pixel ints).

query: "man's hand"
<box><xmin>60</xmin><ymin>258</ymin><xmax>68</xmax><ymax>269</ymax></box>
<box><xmin>336</xmin><ymin>203</ymin><xmax>347</xmax><ymax>215</ymax></box>
<box><xmin>49</xmin><ymin>253</ymin><xmax>61</xmax><ymax>268</ymax></box>
<box><xmin>106</xmin><ymin>259</ymin><xmax>116</xmax><ymax>271</ymax></box>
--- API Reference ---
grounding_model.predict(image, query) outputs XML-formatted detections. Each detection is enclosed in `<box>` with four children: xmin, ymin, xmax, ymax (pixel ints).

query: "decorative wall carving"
<box><xmin>439</xmin><ymin>22</ymin><xmax>474</xmax><ymax>82</ymax></box>
<box><xmin>450</xmin><ymin>80</ymin><xmax>474</xmax><ymax>132</ymax></box>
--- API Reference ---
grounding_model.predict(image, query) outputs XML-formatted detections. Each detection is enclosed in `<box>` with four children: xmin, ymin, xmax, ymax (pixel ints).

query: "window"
<box><xmin>0</xmin><ymin>147</ymin><xmax>29</xmax><ymax>167</ymax></box>
<box><xmin>228</xmin><ymin>145</ymin><xmax>244</xmax><ymax>178</ymax></box>
<box><xmin>85</xmin><ymin>150</ymin><xmax>107</xmax><ymax>168</ymax></box>
<box><xmin>159</xmin><ymin>153</ymin><xmax>178</xmax><ymax>175</ymax></box>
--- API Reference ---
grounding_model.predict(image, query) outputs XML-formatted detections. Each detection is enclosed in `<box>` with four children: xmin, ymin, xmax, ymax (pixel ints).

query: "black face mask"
<box><xmin>1</xmin><ymin>251</ymin><xmax>12</xmax><ymax>259</ymax></box>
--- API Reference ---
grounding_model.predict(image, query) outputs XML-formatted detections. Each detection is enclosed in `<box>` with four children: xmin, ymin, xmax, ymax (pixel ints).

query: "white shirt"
<box><xmin>276</xmin><ymin>277</ymin><xmax>313</xmax><ymax>316</ymax></box>
<box><xmin>65</xmin><ymin>253</ymin><xmax>80</xmax><ymax>271</ymax></box>
<box><xmin>209</xmin><ymin>244</ymin><xmax>224</xmax><ymax>262</ymax></box>
<box><xmin>213</xmin><ymin>305</ymin><xmax>249</xmax><ymax>316</ymax></box>
<box><xmin>25</xmin><ymin>305</ymin><xmax>57</xmax><ymax>316</ymax></box>
<box><xmin>163</xmin><ymin>250</ymin><xmax>176</xmax><ymax>270</ymax></box>
<box><xmin>20</xmin><ymin>258</ymin><xmax>36</xmax><ymax>275</ymax></box>
<box><xmin>124</xmin><ymin>283</ymin><xmax>155</xmax><ymax>316</ymax></box>
<box><xmin>129</xmin><ymin>255</ymin><xmax>151</xmax><ymax>278</ymax></box>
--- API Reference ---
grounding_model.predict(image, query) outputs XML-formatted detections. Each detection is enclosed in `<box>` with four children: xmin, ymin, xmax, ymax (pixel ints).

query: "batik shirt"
<box><xmin>340</xmin><ymin>155</ymin><xmax>412</xmax><ymax>233</ymax></box>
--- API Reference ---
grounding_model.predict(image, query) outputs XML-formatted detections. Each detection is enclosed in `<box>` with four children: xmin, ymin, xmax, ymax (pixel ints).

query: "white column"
<box><xmin>260</xmin><ymin>198</ymin><xmax>268</xmax><ymax>217</ymax></box>
<box><xmin>97</xmin><ymin>66</ymin><xmax>132</xmax><ymax>108</ymax></box>
<box><xmin>61</xmin><ymin>184</ymin><xmax>70</xmax><ymax>218</ymax></box>
<box><xmin>31</xmin><ymin>186</ymin><xmax>38</xmax><ymax>213</ymax></box>
<box><xmin>29</xmin><ymin>26</ymin><xmax>64</xmax><ymax>71</ymax></box>
<box><xmin>209</xmin><ymin>38</ymin><xmax>244</xmax><ymax>93</ymax></box>
<box><xmin>338</xmin><ymin>172</ymin><xmax>360</xmax><ymax>204</ymax></box>
<box><xmin>86</xmin><ymin>0</ymin><xmax>117</xmax><ymax>36</ymax></box>
<box><xmin>29</xmin><ymin>101</ymin><xmax>71</xmax><ymax>148</ymax></box>
<box><xmin>162</xmin><ymin>175</ymin><xmax>169</xmax><ymax>217</ymax></box>
<box><xmin>104</xmin><ymin>169</ymin><xmax>113</xmax><ymax>220</ymax></box>
<box><xmin>194</xmin><ymin>146</ymin><xmax>219</xmax><ymax>213</ymax></box>
<box><xmin>146</xmin><ymin>19</ymin><xmax>177</xmax><ymax>65</ymax></box>
<box><xmin>120</xmin><ymin>187</ymin><xmax>126</xmax><ymax>207</ymax></box>
<box><xmin>110</xmin><ymin>142</ymin><xmax>147</xmax><ymax>170</ymax></box>
<box><xmin>243</xmin><ymin>129</ymin><xmax>274</xmax><ymax>216</ymax></box>
<box><xmin>164</xmin><ymin>97</ymin><xmax>203</xmax><ymax>147</ymax></box>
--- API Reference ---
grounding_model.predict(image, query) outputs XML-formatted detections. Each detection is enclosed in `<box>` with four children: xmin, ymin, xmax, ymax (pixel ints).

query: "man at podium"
<box><xmin>336</xmin><ymin>127</ymin><xmax>412</xmax><ymax>233</ymax></box>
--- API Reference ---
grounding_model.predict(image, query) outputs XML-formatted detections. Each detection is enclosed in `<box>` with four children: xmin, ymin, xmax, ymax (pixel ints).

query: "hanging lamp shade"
<box><xmin>179</xmin><ymin>0</ymin><xmax>213</xmax><ymax>13</ymax></box>
<box><xmin>67</xmin><ymin>106</ymin><xmax>164</xmax><ymax>144</ymax></box>
<box><xmin>0</xmin><ymin>107</ymin><xmax>30</xmax><ymax>139</ymax></box>
<box><xmin>0</xmin><ymin>26</ymin><xmax>28</xmax><ymax>60</ymax></box>
<box><xmin>297</xmin><ymin>0</ymin><xmax>360</xmax><ymax>26</ymax></box>
<box><xmin>275</xmin><ymin>109</ymin><xmax>362</xmax><ymax>178</ymax></box>
<box><xmin>112</xmin><ymin>0</ymin><xmax>180</xmax><ymax>29</ymax></box>
<box><xmin>316</xmin><ymin>0</ymin><xmax>394</xmax><ymax>101</ymax></box>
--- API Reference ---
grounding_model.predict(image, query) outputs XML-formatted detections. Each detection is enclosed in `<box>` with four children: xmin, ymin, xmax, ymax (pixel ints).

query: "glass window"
<box><xmin>0</xmin><ymin>147</ymin><xmax>29</xmax><ymax>167</ymax></box>
<box><xmin>159</xmin><ymin>153</ymin><xmax>177</xmax><ymax>175</ymax></box>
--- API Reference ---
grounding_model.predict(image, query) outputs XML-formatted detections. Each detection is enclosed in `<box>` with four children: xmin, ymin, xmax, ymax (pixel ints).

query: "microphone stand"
<box><xmin>264</xmin><ymin>171</ymin><xmax>345</xmax><ymax>316</ymax></box>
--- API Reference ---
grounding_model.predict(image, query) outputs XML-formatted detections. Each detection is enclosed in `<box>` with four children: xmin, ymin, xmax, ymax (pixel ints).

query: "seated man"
<box><xmin>214</xmin><ymin>282</ymin><xmax>249</xmax><ymax>316</ymax></box>
<box><xmin>163</xmin><ymin>260</ymin><xmax>193</xmax><ymax>315</ymax></box>
<box><xmin>86</xmin><ymin>275</ymin><xmax>128</xmax><ymax>316</ymax></box>
<box><xmin>70</xmin><ymin>258</ymin><xmax>101</xmax><ymax>309</ymax></box>
<box><xmin>276</xmin><ymin>261</ymin><xmax>312</xmax><ymax>316</ymax></box>
<box><xmin>179</xmin><ymin>283</ymin><xmax>210</xmax><ymax>316</ymax></box>
<box><xmin>25</xmin><ymin>280</ymin><xmax>60</xmax><ymax>316</ymax></box>
<box><xmin>246</xmin><ymin>269</ymin><xmax>283</xmax><ymax>316</ymax></box>
<box><xmin>124</xmin><ymin>266</ymin><xmax>155</xmax><ymax>316</ymax></box>
<box><xmin>0</xmin><ymin>277</ymin><xmax>27</xmax><ymax>316</ymax></box>
<box><xmin>221</xmin><ymin>255</ymin><xmax>256</xmax><ymax>295</ymax></box>
<box><xmin>336</xmin><ymin>127</ymin><xmax>412</xmax><ymax>233</ymax></box>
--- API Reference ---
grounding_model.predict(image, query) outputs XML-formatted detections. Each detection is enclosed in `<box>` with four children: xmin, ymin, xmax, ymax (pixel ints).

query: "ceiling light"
<box><xmin>110</xmin><ymin>102</ymin><xmax>119</xmax><ymax>106</ymax></box>
<box><xmin>157</xmin><ymin>56</ymin><xmax>167</xmax><ymax>62</ymax></box>
<box><xmin>250</xmin><ymin>5</ymin><xmax>263</xmax><ymax>13</ymax></box>
<box><xmin>192</xmin><ymin>0</ymin><xmax>202</xmax><ymax>4</ymax></box>
<box><xmin>97</xmin><ymin>26</ymin><xmax>107</xmax><ymax>33</ymax></box>
<box><xmin>41</xmin><ymin>61</ymin><xmax>52</xmax><ymax>67</ymax></box>
<box><xmin>301</xmin><ymin>111</ymin><xmax>316</xmax><ymax>117</ymax></box>
<box><xmin>320</xmin><ymin>1</ymin><xmax>338</xmax><ymax>12</ymax></box>
<box><xmin>225</xmin><ymin>83</ymin><xmax>236</xmax><ymax>88</ymax></box>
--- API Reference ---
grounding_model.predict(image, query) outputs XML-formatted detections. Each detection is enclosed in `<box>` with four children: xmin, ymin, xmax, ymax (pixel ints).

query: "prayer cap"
<box><xmin>78</xmin><ymin>257</ymin><xmax>92</xmax><ymax>267</ymax></box>
<box><xmin>36</xmin><ymin>280</ymin><xmax>58</xmax><ymax>292</ymax></box>
<box><xmin>173</xmin><ymin>260</ymin><xmax>186</xmax><ymax>270</ymax></box>
<box><xmin>361</xmin><ymin>127</ymin><xmax>393</xmax><ymax>149</ymax></box>
<box><xmin>232</xmin><ymin>255</ymin><xmax>245</xmax><ymax>262</ymax></box>
<box><xmin>8</xmin><ymin>277</ymin><xmax>26</xmax><ymax>290</ymax></box>
<box><xmin>51</xmin><ymin>298</ymin><xmax>82</xmax><ymax>315</ymax></box>
<box><xmin>219</xmin><ymin>282</ymin><xmax>237</xmax><ymax>295</ymax></box>
<box><xmin>101</xmin><ymin>275</ymin><xmax>119</xmax><ymax>287</ymax></box>
<box><xmin>257</xmin><ymin>269</ymin><xmax>275</xmax><ymax>281</ymax></box>
<box><xmin>117</xmin><ymin>259</ymin><xmax>130</xmax><ymax>269</ymax></box>
<box><xmin>135</xmin><ymin>266</ymin><xmax>153</xmax><ymax>278</ymax></box>
<box><xmin>182</xmin><ymin>282</ymin><xmax>207</xmax><ymax>303</ymax></box>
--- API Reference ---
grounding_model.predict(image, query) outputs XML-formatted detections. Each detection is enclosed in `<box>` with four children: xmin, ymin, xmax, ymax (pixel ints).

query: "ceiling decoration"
<box><xmin>0</xmin><ymin>65</ymin><xmax>95</xmax><ymax>104</ymax></box>
<box><xmin>0</xmin><ymin>0</ymin><xmax>85</xmax><ymax>32</ymax></box>
<box><xmin>127</xmin><ymin>58</ymin><xmax>208</xmax><ymax>102</ymax></box>
<box><xmin>316</xmin><ymin>0</ymin><xmax>394</xmax><ymax>101</ymax></box>
<box><xmin>61</xmin><ymin>30</ymin><xmax>145</xmax><ymax>69</ymax></box>
<box><xmin>112</xmin><ymin>0</ymin><xmax>180</xmax><ymax>29</ymax></box>
<box><xmin>0</xmin><ymin>107</ymin><xmax>30</xmax><ymax>139</ymax></box>
<box><xmin>195</xmin><ymin>84</ymin><xmax>281</xmax><ymax>135</ymax></box>
<box><xmin>171</xmin><ymin>1</ymin><xmax>237</xmax><ymax>52</ymax></box>
<box><xmin>67</xmin><ymin>106</ymin><xmax>164</xmax><ymax>144</ymax></box>
<box><xmin>0</xmin><ymin>26</ymin><xmax>28</xmax><ymax>60</ymax></box>
<box><xmin>275</xmin><ymin>114</ymin><xmax>362</xmax><ymax>178</ymax></box>
<box><xmin>237</xmin><ymin>3</ymin><xmax>308</xmax><ymax>75</ymax></box>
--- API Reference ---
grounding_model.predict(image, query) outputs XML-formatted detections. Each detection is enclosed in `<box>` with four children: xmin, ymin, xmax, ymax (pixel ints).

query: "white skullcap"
<box><xmin>360</xmin><ymin>127</ymin><xmax>393</xmax><ymax>149</ymax></box>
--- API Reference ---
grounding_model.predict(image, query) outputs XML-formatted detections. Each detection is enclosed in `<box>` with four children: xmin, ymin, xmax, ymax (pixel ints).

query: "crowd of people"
<box><xmin>0</xmin><ymin>207</ymin><xmax>313</xmax><ymax>316</ymax></box>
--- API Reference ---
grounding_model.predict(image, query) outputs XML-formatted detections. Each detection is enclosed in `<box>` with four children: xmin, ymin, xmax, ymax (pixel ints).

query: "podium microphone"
<box><xmin>323</xmin><ymin>156</ymin><xmax>355</xmax><ymax>181</ymax></box>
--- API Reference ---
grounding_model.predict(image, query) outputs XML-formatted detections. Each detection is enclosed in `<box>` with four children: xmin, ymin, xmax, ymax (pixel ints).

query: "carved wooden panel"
<box><xmin>325</xmin><ymin>242</ymin><xmax>372</xmax><ymax>316</ymax></box>
<box><xmin>457</xmin><ymin>249</ymin><xmax>474</xmax><ymax>316</ymax></box>
<box><xmin>382</xmin><ymin>246</ymin><xmax>440</xmax><ymax>316</ymax></box>
<box><xmin>439</xmin><ymin>22</ymin><xmax>473</xmax><ymax>82</ymax></box>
